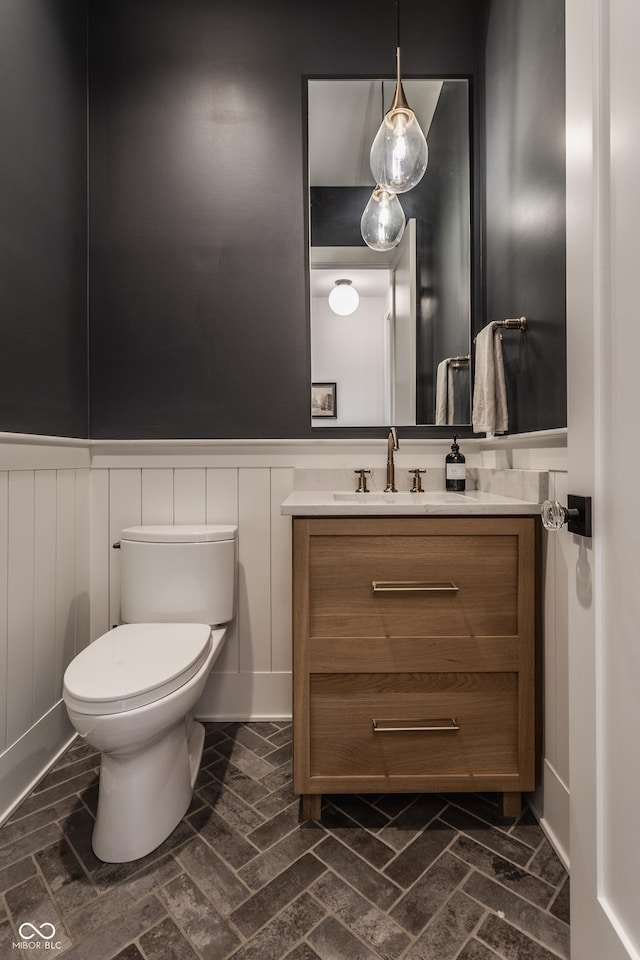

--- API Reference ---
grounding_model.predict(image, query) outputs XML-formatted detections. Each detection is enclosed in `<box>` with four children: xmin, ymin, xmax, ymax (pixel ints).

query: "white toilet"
<box><xmin>63</xmin><ymin>523</ymin><xmax>237</xmax><ymax>863</ymax></box>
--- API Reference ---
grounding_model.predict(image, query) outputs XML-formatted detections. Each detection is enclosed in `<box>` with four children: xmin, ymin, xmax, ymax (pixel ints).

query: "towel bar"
<box><xmin>473</xmin><ymin>316</ymin><xmax>527</xmax><ymax>343</ymax></box>
<box><xmin>448</xmin><ymin>354</ymin><xmax>470</xmax><ymax>370</ymax></box>
<box><xmin>499</xmin><ymin>317</ymin><xmax>527</xmax><ymax>331</ymax></box>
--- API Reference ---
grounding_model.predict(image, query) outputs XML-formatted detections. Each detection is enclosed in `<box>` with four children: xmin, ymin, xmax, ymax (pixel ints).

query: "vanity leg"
<box><xmin>498</xmin><ymin>791</ymin><xmax>522</xmax><ymax>819</ymax></box>
<box><xmin>301</xmin><ymin>794</ymin><xmax>322</xmax><ymax>820</ymax></box>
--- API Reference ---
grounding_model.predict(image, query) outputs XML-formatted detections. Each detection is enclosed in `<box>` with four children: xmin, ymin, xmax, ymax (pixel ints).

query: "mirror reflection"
<box><xmin>308</xmin><ymin>79</ymin><xmax>471</xmax><ymax>427</ymax></box>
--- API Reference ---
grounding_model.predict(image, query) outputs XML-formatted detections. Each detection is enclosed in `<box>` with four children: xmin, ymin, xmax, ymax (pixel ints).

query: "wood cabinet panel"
<box><xmin>292</xmin><ymin>515</ymin><xmax>539</xmax><ymax>813</ymax></box>
<box><xmin>310</xmin><ymin>672</ymin><xmax>519</xmax><ymax>781</ymax></box>
<box><xmin>309</xmin><ymin>533</ymin><xmax>518</xmax><ymax>638</ymax></box>
<box><xmin>309</xmin><ymin>635</ymin><xmax>520</xmax><ymax>673</ymax></box>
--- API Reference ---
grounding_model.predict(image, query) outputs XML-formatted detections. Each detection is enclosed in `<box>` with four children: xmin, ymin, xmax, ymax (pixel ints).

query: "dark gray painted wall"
<box><xmin>88</xmin><ymin>0</ymin><xmax>480</xmax><ymax>439</ymax></box>
<box><xmin>0</xmin><ymin>0</ymin><xmax>88</xmax><ymax>437</ymax></box>
<box><xmin>310</xmin><ymin>187</ymin><xmax>372</xmax><ymax>249</ymax></box>
<box><xmin>481</xmin><ymin>0</ymin><xmax>566</xmax><ymax>433</ymax></box>
<box><xmin>0</xmin><ymin>0</ymin><xmax>566</xmax><ymax>441</ymax></box>
<box><xmin>418</xmin><ymin>82</ymin><xmax>472</xmax><ymax>424</ymax></box>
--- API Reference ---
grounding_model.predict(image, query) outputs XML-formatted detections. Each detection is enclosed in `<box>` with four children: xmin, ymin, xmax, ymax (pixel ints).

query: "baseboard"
<box><xmin>0</xmin><ymin>676</ymin><xmax>291</xmax><ymax>826</ymax></box>
<box><xmin>0</xmin><ymin>701</ymin><xmax>76</xmax><ymax>826</ymax></box>
<box><xmin>529</xmin><ymin>759</ymin><xmax>570</xmax><ymax>872</ymax></box>
<box><xmin>195</xmin><ymin>671</ymin><xmax>292</xmax><ymax>721</ymax></box>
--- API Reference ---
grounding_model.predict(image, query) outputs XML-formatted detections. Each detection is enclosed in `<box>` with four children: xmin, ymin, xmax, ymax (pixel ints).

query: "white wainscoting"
<box><xmin>88</xmin><ymin>438</ymin><xmax>483</xmax><ymax>722</ymax></box>
<box><xmin>0</xmin><ymin>440</ymin><xmax>91</xmax><ymax>823</ymax></box>
<box><xmin>531</xmin><ymin>466</ymin><xmax>570</xmax><ymax>868</ymax></box>
<box><xmin>90</xmin><ymin>464</ymin><xmax>296</xmax><ymax>721</ymax></box>
<box><xmin>0</xmin><ymin>432</ymin><xmax>571</xmax><ymax>869</ymax></box>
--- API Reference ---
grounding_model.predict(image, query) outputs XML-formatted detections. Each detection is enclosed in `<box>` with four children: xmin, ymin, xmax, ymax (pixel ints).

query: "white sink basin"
<box><xmin>281</xmin><ymin>489</ymin><xmax>540</xmax><ymax>516</ymax></box>
<box><xmin>332</xmin><ymin>491</ymin><xmax>479</xmax><ymax>504</ymax></box>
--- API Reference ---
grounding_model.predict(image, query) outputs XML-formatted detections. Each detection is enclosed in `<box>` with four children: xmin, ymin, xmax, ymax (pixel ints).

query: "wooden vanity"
<box><xmin>292</xmin><ymin>515</ymin><xmax>540</xmax><ymax>819</ymax></box>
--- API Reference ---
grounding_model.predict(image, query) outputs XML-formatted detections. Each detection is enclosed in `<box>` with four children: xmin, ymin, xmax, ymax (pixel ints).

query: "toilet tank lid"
<box><xmin>122</xmin><ymin>524</ymin><xmax>237</xmax><ymax>543</ymax></box>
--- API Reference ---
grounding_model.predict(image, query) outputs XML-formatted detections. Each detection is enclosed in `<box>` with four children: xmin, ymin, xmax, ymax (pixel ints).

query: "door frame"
<box><xmin>566</xmin><ymin>0</ymin><xmax>640</xmax><ymax>956</ymax></box>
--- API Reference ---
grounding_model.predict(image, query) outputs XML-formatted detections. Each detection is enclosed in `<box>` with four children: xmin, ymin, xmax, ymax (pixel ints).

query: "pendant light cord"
<box><xmin>396</xmin><ymin>0</ymin><xmax>400</xmax><ymax>50</ymax></box>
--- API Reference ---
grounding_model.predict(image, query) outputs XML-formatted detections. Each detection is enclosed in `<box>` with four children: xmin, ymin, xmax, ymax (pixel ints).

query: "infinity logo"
<box><xmin>18</xmin><ymin>922</ymin><xmax>56</xmax><ymax>940</ymax></box>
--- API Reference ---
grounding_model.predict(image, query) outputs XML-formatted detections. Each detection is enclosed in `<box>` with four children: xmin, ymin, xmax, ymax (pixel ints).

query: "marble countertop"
<box><xmin>280</xmin><ymin>489</ymin><xmax>542</xmax><ymax>517</ymax></box>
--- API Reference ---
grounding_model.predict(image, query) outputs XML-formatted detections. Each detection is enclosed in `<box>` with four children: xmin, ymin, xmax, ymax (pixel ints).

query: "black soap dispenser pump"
<box><xmin>445</xmin><ymin>436</ymin><xmax>466</xmax><ymax>492</ymax></box>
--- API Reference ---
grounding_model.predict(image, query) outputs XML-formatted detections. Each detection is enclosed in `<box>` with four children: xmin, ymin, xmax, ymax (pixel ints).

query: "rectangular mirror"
<box><xmin>308</xmin><ymin>78</ymin><xmax>471</xmax><ymax>427</ymax></box>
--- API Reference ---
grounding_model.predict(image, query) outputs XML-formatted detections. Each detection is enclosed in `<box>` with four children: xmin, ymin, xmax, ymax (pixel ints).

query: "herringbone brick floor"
<box><xmin>0</xmin><ymin>722</ymin><xmax>569</xmax><ymax>959</ymax></box>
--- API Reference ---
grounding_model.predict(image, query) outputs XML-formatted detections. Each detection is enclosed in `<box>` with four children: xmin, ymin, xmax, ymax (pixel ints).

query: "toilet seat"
<box><xmin>63</xmin><ymin>623</ymin><xmax>212</xmax><ymax>716</ymax></box>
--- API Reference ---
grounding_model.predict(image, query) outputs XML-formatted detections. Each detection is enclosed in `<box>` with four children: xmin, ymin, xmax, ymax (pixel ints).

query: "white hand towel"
<box><xmin>472</xmin><ymin>322</ymin><xmax>508</xmax><ymax>435</ymax></box>
<box><xmin>435</xmin><ymin>359</ymin><xmax>454</xmax><ymax>425</ymax></box>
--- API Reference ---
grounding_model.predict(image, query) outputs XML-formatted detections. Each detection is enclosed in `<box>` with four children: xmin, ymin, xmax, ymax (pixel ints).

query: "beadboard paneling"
<box><xmin>531</xmin><ymin>467</ymin><xmax>570</xmax><ymax>865</ymax></box>
<box><xmin>238</xmin><ymin>469</ymin><xmax>272</xmax><ymax>674</ymax></box>
<box><xmin>7</xmin><ymin>471</ymin><xmax>35</xmax><ymax>745</ymax></box>
<box><xmin>108</xmin><ymin>469</ymin><xmax>142</xmax><ymax>628</ymax></box>
<box><xmin>174</xmin><ymin>468</ymin><xmax>206</xmax><ymax>524</ymax></box>
<box><xmin>33</xmin><ymin>470</ymin><xmax>58</xmax><ymax>719</ymax></box>
<box><xmin>0</xmin><ymin>703</ymin><xmax>74</xmax><ymax>826</ymax></box>
<box><xmin>205</xmin><ymin>468</ymin><xmax>238</xmax><ymax>525</ymax></box>
<box><xmin>75</xmin><ymin>468</ymin><xmax>91</xmax><ymax>659</ymax></box>
<box><xmin>96</xmin><ymin>465</ymin><xmax>293</xmax><ymax>716</ymax></box>
<box><xmin>55</xmin><ymin>470</ymin><xmax>77</xmax><ymax>700</ymax></box>
<box><xmin>205</xmin><ymin>467</ymin><xmax>239</xmax><ymax>674</ymax></box>
<box><xmin>0</xmin><ymin>461</ymin><xmax>89</xmax><ymax>822</ymax></box>
<box><xmin>89</xmin><ymin>469</ymin><xmax>110</xmax><ymax>642</ymax></box>
<box><xmin>0</xmin><ymin>437</ymin><xmax>569</xmax><ymax>872</ymax></box>
<box><xmin>540</xmin><ymin>469</ymin><xmax>570</xmax><ymax>789</ymax></box>
<box><xmin>141</xmin><ymin>468</ymin><xmax>174</xmax><ymax>525</ymax></box>
<box><xmin>270</xmin><ymin>468</ymin><xmax>294</xmax><ymax>673</ymax></box>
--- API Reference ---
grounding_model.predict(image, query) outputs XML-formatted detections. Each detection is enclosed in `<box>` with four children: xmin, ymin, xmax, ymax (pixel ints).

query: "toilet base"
<box><xmin>92</xmin><ymin>718</ymin><xmax>206</xmax><ymax>863</ymax></box>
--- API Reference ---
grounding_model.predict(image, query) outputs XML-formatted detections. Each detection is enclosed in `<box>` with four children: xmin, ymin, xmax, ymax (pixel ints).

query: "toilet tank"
<box><xmin>120</xmin><ymin>525</ymin><xmax>237</xmax><ymax>625</ymax></box>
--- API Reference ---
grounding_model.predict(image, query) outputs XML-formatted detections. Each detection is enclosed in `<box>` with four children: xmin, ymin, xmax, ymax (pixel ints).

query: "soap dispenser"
<box><xmin>445</xmin><ymin>436</ymin><xmax>466</xmax><ymax>492</ymax></box>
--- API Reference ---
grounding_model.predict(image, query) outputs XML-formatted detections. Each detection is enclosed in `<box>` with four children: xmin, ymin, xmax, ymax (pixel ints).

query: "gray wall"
<box><xmin>0</xmin><ymin>0</ymin><xmax>88</xmax><ymax>438</ymax></box>
<box><xmin>481</xmin><ymin>0</ymin><xmax>566</xmax><ymax>433</ymax></box>
<box><xmin>0</xmin><ymin>0</ymin><xmax>566</xmax><ymax>440</ymax></box>
<box><xmin>418</xmin><ymin>81</ymin><xmax>473</xmax><ymax>424</ymax></box>
<box><xmin>88</xmin><ymin>0</ymin><xmax>480</xmax><ymax>439</ymax></box>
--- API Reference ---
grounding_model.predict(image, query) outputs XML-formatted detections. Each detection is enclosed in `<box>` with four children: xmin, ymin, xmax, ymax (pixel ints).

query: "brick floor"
<box><xmin>0</xmin><ymin>722</ymin><xmax>570</xmax><ymax>959</ymax></box>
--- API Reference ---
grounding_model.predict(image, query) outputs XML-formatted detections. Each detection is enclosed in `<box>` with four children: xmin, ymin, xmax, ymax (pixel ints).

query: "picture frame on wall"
<box><xmin>311</xmin><ymin>382</ymin><xmax>337</xmax><ymax>418</ymax></box>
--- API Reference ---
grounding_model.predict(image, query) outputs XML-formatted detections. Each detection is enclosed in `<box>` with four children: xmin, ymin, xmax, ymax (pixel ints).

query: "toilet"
<box><xmin>63</xmin><ymin>523</ymin><xmax>237</xmax><ymax>863</ymax></box>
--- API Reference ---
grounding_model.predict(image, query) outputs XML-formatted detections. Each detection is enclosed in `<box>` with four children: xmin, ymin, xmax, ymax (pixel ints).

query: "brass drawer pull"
<box><xmin>372</xmin><ymin>717</ymin><xmax>460</xmax><ymax>733</ymax></box>
<box><xmin>371</xmin><ymin>580</ymin><xmax>459</xmax><ymax>593</ymax></box>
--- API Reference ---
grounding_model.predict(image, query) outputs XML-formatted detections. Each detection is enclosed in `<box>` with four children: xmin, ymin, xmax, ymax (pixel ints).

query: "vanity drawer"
<box><xmin>309</xmin><ymin>672</ymin><xmax>521</xmax><ymax>784</ymax></box>
<box><xmin>308</xmin><ymin>528</ymin><xmax>519</xmax><ymax>638</ymax></box>
<box><xmin>292</xmin><ymin>516</ymin><xmax>538</xmax><ymax>807</ymax></box>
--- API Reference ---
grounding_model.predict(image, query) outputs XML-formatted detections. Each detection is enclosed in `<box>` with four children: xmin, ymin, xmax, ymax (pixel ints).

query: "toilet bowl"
<box><xmin>62</xmin><ymin>524</ymin><xmax>237</xmax><ymax>863</ymax></box>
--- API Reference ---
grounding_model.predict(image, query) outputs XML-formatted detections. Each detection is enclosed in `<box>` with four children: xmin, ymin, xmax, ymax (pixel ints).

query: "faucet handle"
<box><xmin>408</xmin><ymin>468</ymin><xmax>426</xmax><ymax>493</ymax></box>
<box><xmin>354</xmin><ymin>469</ymin><xmax>371</xmax><ymax>493</ymax></box>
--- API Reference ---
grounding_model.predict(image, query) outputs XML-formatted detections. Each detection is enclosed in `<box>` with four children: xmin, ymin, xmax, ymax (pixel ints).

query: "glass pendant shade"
<box><xmin>369</xmin><ymin>48</ymin><xmax>428</xmax><ymax>194</ymax></box>
<box><xmin>328</xmin><ymin>279</ymin><xmax>359</xmax><ymax>316</ymax></box>
<box><xmin>360</xmin><ymin>187</ymin><xmax>406</xmax><ymax>251</ymax></box>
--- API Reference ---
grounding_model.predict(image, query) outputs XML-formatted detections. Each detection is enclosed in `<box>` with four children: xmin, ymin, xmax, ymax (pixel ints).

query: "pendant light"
<box><xmin>328</xmin><ymin>279</ymin><xmax>359</xmax><ymax>316</ymax></box>
<box><xmin>360</xmin><ymin>187</ymin><xmax>405</xmax><ymax>251</ymax></box>
<box><xmin>360</xmin><ymin>79</ymin><xmax>407</xmax><ymax>252</ymax></box>
<box><xmin>369</xmin><ymin>2</ymin><xmax>428</xmax><ymax>194</ymax></box>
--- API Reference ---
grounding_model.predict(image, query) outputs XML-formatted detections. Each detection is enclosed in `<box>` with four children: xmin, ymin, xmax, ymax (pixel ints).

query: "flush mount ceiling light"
<box><xmin>328</xmin><ymin>279</ymin><xmax>359</xmax><ymax>316</ymax></box>
<box><xmin>360</xmin><ymin>187</ymin><xmax>406</xmax><ymax>251</ymax></box>
<box><xmin>369</xmin><ymin>1</ymin><xmax>428</xmax><ymax>194</ymax></box>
